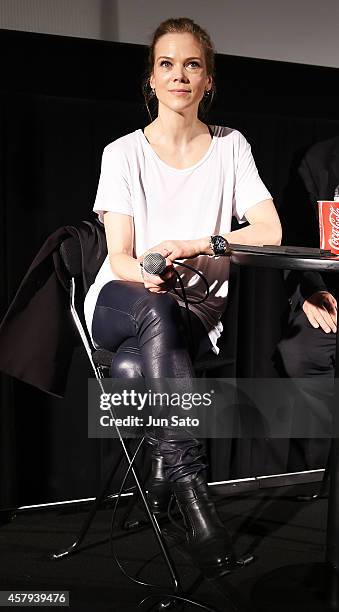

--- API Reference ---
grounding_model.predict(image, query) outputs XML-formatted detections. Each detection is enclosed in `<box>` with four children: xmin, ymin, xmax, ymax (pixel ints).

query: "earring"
<box><xmin>204</xmin><ymin>89</ymin><xmax>211</xmax><ymax>97</ymax></box>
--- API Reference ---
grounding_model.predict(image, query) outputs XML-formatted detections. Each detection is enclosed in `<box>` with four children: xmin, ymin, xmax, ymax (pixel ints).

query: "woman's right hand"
<box><xmin>140</xmin><ymin>258</ymin><xmax>176</xmax><ymax>293</ymax></box>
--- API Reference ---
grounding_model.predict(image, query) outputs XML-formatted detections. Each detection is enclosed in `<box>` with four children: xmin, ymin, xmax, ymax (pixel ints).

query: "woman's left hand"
<box><xmin>150</xmin><ymin>239</ymin><xmax>202</xmax><ymax>262</ymax></box>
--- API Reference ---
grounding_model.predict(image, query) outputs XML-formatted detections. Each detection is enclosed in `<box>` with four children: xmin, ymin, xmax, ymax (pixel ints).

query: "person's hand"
<box><xmin>302</xmin><ymin>291</ymin><xmax>337</xmax><ymax>333</ymax></box>
<box><xmin>141</xmin><ymin>266</ymin><xmax>176</xmax><ymax>293</ymax></box>
<box><xmin>138</xmin><ymin>251</ymin><xmax>176</xmax><ymax>293</ymax></box>
<box><xmin>149</xmin><ymin>239</ymin><xmax>202</xmax><ymax>262</ymax></box>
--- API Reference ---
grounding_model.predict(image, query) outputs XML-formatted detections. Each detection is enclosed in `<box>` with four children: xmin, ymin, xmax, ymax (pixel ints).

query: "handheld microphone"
<box><xmin>142</xmin><ymin>252</ymin><xmax>167</xmax><ymax>275</ymax></box>
<box><xmin>141</xmin><ymin>251</ymin><xmax>209</xmax><ymax>305</ymax></box>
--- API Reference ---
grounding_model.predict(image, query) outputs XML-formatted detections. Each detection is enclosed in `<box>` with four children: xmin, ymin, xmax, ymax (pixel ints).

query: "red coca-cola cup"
<box><xmin>318</xmin><ymin>200</ymin><xmax>339</xmax><ymax>254</ymax></box>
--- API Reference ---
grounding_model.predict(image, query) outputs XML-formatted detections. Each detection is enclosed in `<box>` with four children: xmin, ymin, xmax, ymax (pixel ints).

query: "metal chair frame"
<box><xmin>52</xmin><ymin>235</ymin><xmax>243</xmax><ymax>612</ymax></box>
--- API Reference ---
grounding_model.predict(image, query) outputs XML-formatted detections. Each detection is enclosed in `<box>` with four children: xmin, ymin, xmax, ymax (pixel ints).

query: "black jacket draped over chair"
<box><xmin>0</xmin><ymin>219</ymin><xmax>106</xmax><ymax>397</ymax></box>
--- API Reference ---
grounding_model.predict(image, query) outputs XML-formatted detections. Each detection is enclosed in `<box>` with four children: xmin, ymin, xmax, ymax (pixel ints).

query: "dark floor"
<box><xmin>0</xmin><ymin>482</ymin><xmax>334</xmax><ymax>612</ymax></box>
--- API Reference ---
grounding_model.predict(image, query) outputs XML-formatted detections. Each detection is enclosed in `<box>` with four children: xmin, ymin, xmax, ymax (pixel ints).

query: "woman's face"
<box><xmin>150</xmin><ymin>32</ymin><xmax>212</xmax><ymax>117</ymax></box>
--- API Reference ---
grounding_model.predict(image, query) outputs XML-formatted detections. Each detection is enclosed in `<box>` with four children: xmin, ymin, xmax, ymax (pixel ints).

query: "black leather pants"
<box><xmin>92</xmin><ymin>281</ymin><xmax>212</xmax><ymax>481</ymax></box>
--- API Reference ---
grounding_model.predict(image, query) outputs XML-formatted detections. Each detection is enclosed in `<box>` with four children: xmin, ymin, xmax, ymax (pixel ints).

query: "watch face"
<box><xmin>212</xmin><ymin>235</ymin><xmax>227</xmax><ymax>255</ymax></box>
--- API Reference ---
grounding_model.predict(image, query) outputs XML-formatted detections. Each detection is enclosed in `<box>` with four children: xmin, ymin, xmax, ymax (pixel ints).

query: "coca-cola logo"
<box><xmin>329</xmin><ymin>205</ymin><xmax>339</xmax><ymax>252</ymax></box>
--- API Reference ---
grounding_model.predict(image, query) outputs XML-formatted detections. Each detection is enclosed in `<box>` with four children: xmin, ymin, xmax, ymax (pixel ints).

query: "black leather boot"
<box><xmin>147</xmin><ymin>447</ymin><xmax>172</xmax><ymax>514</ymax></box>
<box><xmin>173</xmin><ymin>472</ymin><xmax>236</xmax><ymax>578</ymax></box>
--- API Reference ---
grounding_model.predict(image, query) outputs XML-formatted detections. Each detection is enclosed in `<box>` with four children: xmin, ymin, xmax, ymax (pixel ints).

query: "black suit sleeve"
<box><xmin>285</xmin><ymin>152</ymin><xmax>329</xmax><ymax>311</ymax></box>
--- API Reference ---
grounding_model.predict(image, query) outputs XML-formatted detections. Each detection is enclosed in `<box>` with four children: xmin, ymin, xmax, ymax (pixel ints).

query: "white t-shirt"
<box><xmin>84</xmin><ymin>126</ymin><xmax>272</xmax><ymax>352</ymax></box>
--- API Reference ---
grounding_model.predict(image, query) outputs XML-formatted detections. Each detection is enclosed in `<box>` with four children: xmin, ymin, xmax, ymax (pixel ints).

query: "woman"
<box><xmin>84</xmin><ymin>17</ymin><xmax>281</xmax><ymax>577</ymax></box>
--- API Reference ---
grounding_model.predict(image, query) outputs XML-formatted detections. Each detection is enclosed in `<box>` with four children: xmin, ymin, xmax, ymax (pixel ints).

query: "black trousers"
<box><xmin>276</xmin><ymin>308</ymin><xmax>336</xmax><ymax>467</ymax></box>
<box><xmin>277</xmin><ymin>308</ymin><xmax>336</xmax><ymax>378</ymax></box>
<box><xmin>92</xmin><ymin>280</ymin><xmax>213</xmax><ymax>481</ymax></box>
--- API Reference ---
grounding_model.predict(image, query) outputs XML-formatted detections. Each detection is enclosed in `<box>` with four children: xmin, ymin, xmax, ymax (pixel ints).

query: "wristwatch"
<box><xmin>209</xmin><ymin>235</ymin><xmax>231</xmax><ymax>257</ymax></box>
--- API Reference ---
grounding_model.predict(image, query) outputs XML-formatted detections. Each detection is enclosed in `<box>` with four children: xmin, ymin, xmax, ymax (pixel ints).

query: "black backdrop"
<box><xmin>1</xmin><ymin>29</ymin><xmax>339</xmax><ymax>507</ymax></box>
